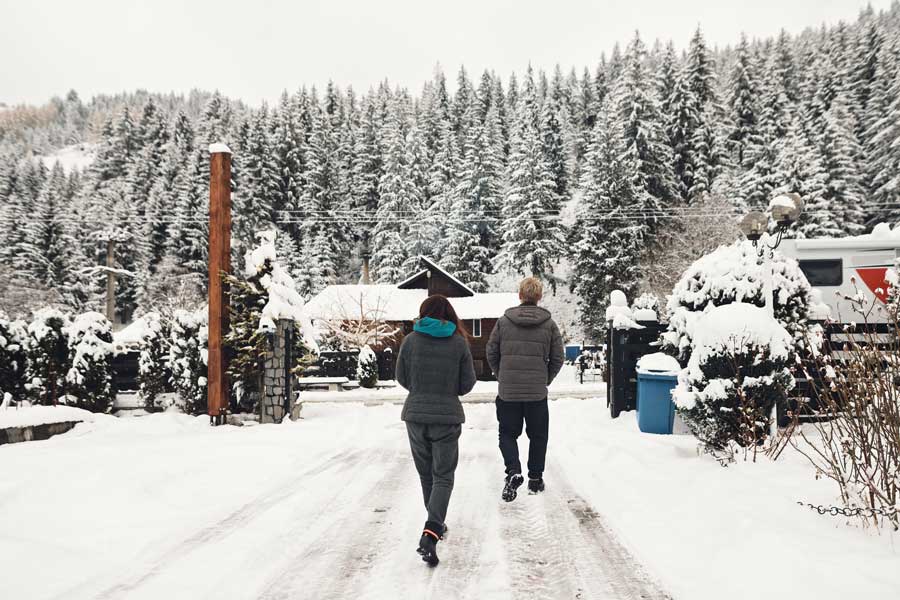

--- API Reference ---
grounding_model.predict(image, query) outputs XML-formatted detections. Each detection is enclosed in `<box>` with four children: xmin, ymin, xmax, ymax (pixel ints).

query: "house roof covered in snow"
<box><xmin>305</xmin><ymin>285</ymin><xmax>518</xmax><ymax>321</ymax></box>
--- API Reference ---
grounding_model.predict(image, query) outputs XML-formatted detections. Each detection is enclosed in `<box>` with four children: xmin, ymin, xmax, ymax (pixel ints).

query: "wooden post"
<box><xmin>105</xmin><ymin>239</ymin><xmax>116</xmax><ymax>323</ymax></box>
<box><xmin>208</xmin><ymin>143</ymin><xmax>232</xmax><ymax>425</ymax></box>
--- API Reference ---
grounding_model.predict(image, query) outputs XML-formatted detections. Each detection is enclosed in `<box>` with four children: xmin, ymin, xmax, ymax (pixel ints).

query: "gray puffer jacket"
<box><xmin>396</xmin><ymin>332</ymin><xmax>477</xmax><ymax>424</ymax></box>
<box><xmin>486</xmin><ymin>304</ymin><xmax>565</xmax><ymax>402</ymax></box>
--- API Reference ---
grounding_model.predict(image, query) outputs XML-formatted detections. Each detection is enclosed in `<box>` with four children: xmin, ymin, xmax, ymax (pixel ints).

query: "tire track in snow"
<box><xmin>499</xmin><ymin>464</ymin><xmax>671</xmax><ymax>600</ymax></box>
<box><xmin>423</xmin><ymin>448</ymin><xmax>495</xmax><ymax>599</ymax></box>
<box><xmin>256</xmin><ymin>447</ymin><xmax>412</xmax><ymax>600</ymax></box>
<box><xmin>59</xmin><ymin>447</ymin><xmax>363</xmax><ymax>600</ymax></box>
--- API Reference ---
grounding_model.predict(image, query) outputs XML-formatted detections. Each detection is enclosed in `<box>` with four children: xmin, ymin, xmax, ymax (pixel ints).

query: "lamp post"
<box><xmin>738</xmin><ymin>193</ymin><xmax>804</xmax><ymax>317</ymax></box>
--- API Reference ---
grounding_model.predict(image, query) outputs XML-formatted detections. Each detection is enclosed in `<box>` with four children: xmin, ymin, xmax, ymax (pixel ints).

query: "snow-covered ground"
<box><xmin>0</xmin><ymin>397</ymin><xmax>897</xmax><ymax>600</ymax></box>
<box><xmin>36</xmin><ymin>143</ymin><xmax>96</xmax><ymax>173</ymax></box>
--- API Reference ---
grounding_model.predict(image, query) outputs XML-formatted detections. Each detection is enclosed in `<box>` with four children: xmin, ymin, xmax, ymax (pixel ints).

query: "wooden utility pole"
<box><xmin>105</xmin><ymin>239</ymin><xmax>116</xmax><ymax>322</ymax></box>
<box><xmin>208</xmin><ymin>143</ymin><xmax>232</xmax><ymax>425</ymax></box>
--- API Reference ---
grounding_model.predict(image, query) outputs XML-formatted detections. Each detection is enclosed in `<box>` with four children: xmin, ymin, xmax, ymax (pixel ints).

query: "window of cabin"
<box><xmin>468</xmin><ymin>319</ymin><xmax>482</xmax><ymax>337</ymax></box>
<box><xmin>798</xmin><ymin>259</ymin><xmax>843</xmax><ymax>286</ymax></box>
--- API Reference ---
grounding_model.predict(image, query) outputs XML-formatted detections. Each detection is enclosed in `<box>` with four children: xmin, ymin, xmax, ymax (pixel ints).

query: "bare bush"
<box><xmin>790</xmin><ymin>285</ymin><xmax>900</xmax><ymax>531</ymax></box>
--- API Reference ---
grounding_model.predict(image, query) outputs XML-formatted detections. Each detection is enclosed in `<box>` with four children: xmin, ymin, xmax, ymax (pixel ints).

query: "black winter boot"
<box><xmin>502</xmin><ymin>472</ymin><xmax>524</xmax><ymax>502</ymax></box>
<box><xmin>417</xmin><ymin>521</ymin><xmax>442</xmax><ymax>566</ymax></box>
<box><xmin>528</xmin><ymin>477</ymin><xmax>545</xmax><ymax>494</ymax></box>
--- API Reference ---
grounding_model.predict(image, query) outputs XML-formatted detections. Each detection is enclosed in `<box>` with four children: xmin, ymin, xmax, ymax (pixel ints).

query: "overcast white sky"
<box><xmin>0</xmin><ymin>0</ymin><xmax>891</xmax><ymax>106</ymax></box>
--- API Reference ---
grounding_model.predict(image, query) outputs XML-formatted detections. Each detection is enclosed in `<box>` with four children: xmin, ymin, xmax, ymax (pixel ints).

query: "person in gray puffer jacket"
<box><xmin>396</xmin><ymin>294</ymin><xmax>476</xmax><ymax>567</ymax></box>
<box><xmin>486</xmin><ymin>277</ymin><xmax>564</xmax><ymax>502</ymax></box>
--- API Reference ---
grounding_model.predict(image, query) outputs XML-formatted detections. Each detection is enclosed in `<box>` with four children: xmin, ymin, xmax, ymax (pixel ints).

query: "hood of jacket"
<box><xmin>413</xmin><ymin>317</ymin><xmax>457</xmax><ymax>338</ymax></box>
<box><xmin>504</xmin><ymin>304</ymin><xmax>552</xmax><ymax>327</ymax></box>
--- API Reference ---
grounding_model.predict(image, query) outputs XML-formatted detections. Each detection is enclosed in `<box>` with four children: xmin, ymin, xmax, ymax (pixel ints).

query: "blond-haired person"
<box><xmin>486</xmin><ymin>277</ymin><xmax>565</xmax><ymax>501</ymax></box>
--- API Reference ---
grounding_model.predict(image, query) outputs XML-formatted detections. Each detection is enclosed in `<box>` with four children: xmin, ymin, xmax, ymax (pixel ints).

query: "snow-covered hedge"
<box><xmin>135</xmin><ymin>312</ymin><xmax>173</xmax><ymax>410</ymax></box>
<box><xmin>673</xmin><ymin>304</ymin><xmax>795</xmax><ymax>454</ymax></box>
<box><xmin>64</xmin><ymin>312</ymin><xmax>114</xmax><ymax>413</ymax></box>
<box><xmin>662</xmin><ymin>240</ymin><xmax>812</xmax><ymax>361</ymax></box>
<box><xmin>168</xmin><ymin>308</ymin><xmax>208</xmax><ymax>416</ymax></box>
<box><xmin>24</xmin><ymin>308</ymin><xmax>71</xmax><ymax>406</ymax></box>
<box><xmin>662</xmin><ymin>240</ymin><xmax>814</xmax><ymax>457</ymax></box>
<box><xmin>0</xmin><ymin>313</ymin><xmax>27</xmax><ymax>406</ymax></box>
<box><xmin>356</xmin><ymin>345</ymin><xmax>378</xmax><ymax>388</ymax></box>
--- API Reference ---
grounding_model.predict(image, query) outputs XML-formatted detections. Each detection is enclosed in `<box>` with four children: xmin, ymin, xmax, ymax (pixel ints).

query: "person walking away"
<box><xmin>486</xmin><ymin>277</ymin><xmax>565</xmax><ymax>502</ymax></box>
<box><xmin>396</xmin><ymin>295</ymin><xmax>477</xmax><ymax>566</ymax></box>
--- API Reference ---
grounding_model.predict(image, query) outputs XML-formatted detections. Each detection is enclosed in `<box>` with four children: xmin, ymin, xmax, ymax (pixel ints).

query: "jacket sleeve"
<box><xmin>547</xmin><ymin>320</ymin><xmax>565</xmax><ymax>384</ymax></box>
<box><xmin>395</xmin><ymin>337</ymin><xmax>410</xmax><ymax>390</ymax></box>
<box><xmin>486</xmin><ymin>318</ymin><xmax>502</xmax><ymax>377</ymax></box>
<box><xmin>458</xmin><ymin>340</ymin><xmax>477</xmax><ymax>396</ymax></box>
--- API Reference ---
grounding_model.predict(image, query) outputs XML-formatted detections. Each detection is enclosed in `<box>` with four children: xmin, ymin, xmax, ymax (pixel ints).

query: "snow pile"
<box><xmin>860</xmin><ymin>222</ymin><xmax>900</xmax><ymax>240</ymax></box>
<box><xmin>245</xmin><ymin>230</ymin><xmax>318</xmax><ymax>352</ymax></box>
<box><xmin>605</xmin><ymin>290</ymin><xmax>643</xmax><ymax>330</ymax></box>
<box><xmin>0</xmin><ymin>404</ymin><xmax>95</xmax><ymax>428</ymax></box>
<box><xmin>606</xmin><ymin>290</ymin><xmax>659</xmax><ymax>329</ymax></box>
<box><xmin>637</xmin><ymin>352</ymin><xmax>680</xmax><ymax>375</ymax></box>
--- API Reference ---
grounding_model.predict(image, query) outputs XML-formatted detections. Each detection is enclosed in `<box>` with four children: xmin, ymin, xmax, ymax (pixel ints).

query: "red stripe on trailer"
<box><xmin>855</xmin><ymin>267</ymin><xmax>890</xmax><ymax>304</ymax></box>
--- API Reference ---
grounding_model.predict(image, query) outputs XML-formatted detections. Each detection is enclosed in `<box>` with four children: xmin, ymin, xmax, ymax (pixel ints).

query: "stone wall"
<box><xmin>259</xmin><ymin>318</ymin><xmax>299</xmax><ymax>424</ymax></box>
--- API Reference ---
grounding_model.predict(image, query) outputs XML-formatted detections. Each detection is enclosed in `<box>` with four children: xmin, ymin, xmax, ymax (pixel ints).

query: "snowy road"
<box><xmin>2</xmin><ymin>397</ymin><xmax>898</xmax><ymax>600</ymax></box>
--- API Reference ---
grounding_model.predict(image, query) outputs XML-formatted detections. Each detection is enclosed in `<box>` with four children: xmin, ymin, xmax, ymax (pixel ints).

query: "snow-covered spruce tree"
<box><xmin>371</xmin><ymin>103</ymin><xmax>416</xmax><ymax>283</ymax></box>
<box><xmin>233</xmin><ymin>106</ymin><xmax>279</xmax><ymax>251</ymax></box>
<box><xmin>662</xmin><ymin>241</ymin><xmax>814</xmax><ymax>456</ymax></box>
<box><xmin>819</xmin><ymin>93</ymin><xmax>867</xmax><ymax>236</ymax></box>
<box><xmin>614</xmin><ymin>32</ymin><xmax>679</xmax><ymax>223</ymax></box>
<box><xmin>0</xmin><ymin>313</ymin><xmax>28</xmax><ymax>404</ymax></box>
<box><xmin>65</xmin><ymin>312</ymin><xmax>114</xmax><ymax>413</ymax></box>
<box><xmin>356</xmin><ymin>345</ymin><xmax>378</xmax><ymax>388</ymax></box>
<box><xmin>168</xmin><ymin>308</ymin><xmax>208</xmax><ymax>415</ymax></box>
<box><xmin>445</xmin><ymin>111</ymin><xmax>497</xmax><ymax>292</ymax></box>
<box><xmin>570</xmin><ymin>100</ymin><xmax>643</xmax><ymax>341</ymax></box>
<box><xmin>136</xmin><ymin>312</ymin><xmax>172</xmax><ymax>411</ymax></box>
<box><xmin>224</xmin><ymin>230</ymin><xmax>316</xmax><ymax>414</ymax></box>
<box><xmin>495</xmin><ymin>67</ymin><xmax>566</xmax><ymax>283</ymax></box>
<box><xmin>727</xmin><ymin>34</ymin><xmax>762</xmax><ymax>167</ymax></box>
<box><xmin>25</xmin><ymin>308</ymin><xmax>71</xmax><ymax>406</ymax></box>
<box><xmin>773</xmin><ymin>120</ymin><xmax>836</xmax><ymax>238</ymax></box>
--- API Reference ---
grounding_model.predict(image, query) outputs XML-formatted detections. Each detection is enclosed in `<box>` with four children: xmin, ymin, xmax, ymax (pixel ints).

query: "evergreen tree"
<box><xmin>65</xmin><ymin>311</ymin><xmax>114</xmax><ymax>413</ymax></box>
<box><xmin>615</xmin><ymin>32</ymin><xmax>678</xmax><ymax>220</ymax></box>
<box><xmin>728</xmin><ymin>34</ymin><xmax>762</xmax><ymax>166</ymax></box>
<box><xmin>774</xmin><ymin>120</ymin><xmax>836</xmax><ymax>238</ymax></box>
<box><xmin>234</xmin><ymin>106</ymin><xmax>280</xmax><ymax>249</ymax></box>
<box><xmin>0</xmin><ymin>313</ymin><xmax>27</xmax><ymax>403</ymax></box>
<box><xmin>495</xmin><ymin>79</ymin><xmax>566</xmax><ymax>283</ymax></box>
<box><xmin>25</xmin><ymin>308</ymin><xmax>71</xmax><ymax>406</ymax></box>
<box><xmin>819</xmin><ymin>93</ymin><xmax>867</xmax><ymax>235</ymax></box>
<box><xmin>571</xmin><ymin>102</ymin><xmax>643</xmax><ymax>340</ymax></box>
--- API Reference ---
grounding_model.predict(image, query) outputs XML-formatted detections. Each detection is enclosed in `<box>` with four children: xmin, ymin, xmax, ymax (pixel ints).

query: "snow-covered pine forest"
<box><xmin>2</xmin><ymin>5</ymin><xmax>900</xmax><ymax>338</ymax></box>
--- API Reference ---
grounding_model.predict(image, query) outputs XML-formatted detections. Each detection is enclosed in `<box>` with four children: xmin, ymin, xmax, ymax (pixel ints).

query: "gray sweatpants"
<box><xmin>405</xmin><ymin>422</ymin><xmax>462</xmax><ymax>528</ymax></box>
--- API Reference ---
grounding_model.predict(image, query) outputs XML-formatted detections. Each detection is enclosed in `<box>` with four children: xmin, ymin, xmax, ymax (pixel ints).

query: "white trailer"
<box><xmin>778</xmin><ymin>237</ymin><xmax>900</xmax><ymax>324</ymax></box>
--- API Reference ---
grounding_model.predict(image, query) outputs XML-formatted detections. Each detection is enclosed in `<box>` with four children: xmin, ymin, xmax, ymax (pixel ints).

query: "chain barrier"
<box><xmin>797</xmin><ymin>501</ymin><xmax>899</xmax><ymax>519</ymax></box>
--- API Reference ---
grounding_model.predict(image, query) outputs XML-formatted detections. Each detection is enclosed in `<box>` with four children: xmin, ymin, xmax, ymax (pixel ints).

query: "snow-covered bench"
<box><xmin>296</xmin><ymin>377</ymin><xmax>350</xmax><ymax>392</ymax></box>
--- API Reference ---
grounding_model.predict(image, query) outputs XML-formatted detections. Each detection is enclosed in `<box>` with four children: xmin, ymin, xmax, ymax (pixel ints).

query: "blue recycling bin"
<box><xmin>636</xmin><ymin>371</ymin><xmax>677</xmax><ymax>434</ymax></box>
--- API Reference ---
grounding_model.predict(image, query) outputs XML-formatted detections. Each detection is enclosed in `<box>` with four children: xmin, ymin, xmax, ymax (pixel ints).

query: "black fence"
<box><xmin>311</xmin><ymin>348</ymin><xmax>396</xmax><ymax>381</ymax></box>
<box><xmin>781</xmin><ymin>321</ymin><xmax>897</xmax><ymax>426</ymax></box>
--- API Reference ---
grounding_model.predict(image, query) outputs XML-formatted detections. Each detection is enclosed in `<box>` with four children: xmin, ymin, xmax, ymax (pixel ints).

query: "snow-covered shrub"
<box><xmin>224</xmin><ymin>230</ymin><xmax>317</xmax><ymax>413</ymax></box>
<box><xmin>136</xmin><ymin>312</ymin><xmax>172</xmax><ymax>410</ymax></box>
<box><xmin>663</xmin><ymin>240</ymin><xmax>814</xmax><ymax>458</ymax></box>
<box><xmin>65</xmin><ymin>311</ymin><xmax>114</xmax><ymax>413</ymax></box>
<box><xmin>662</xmin><ymin>240</ymin><xmax>812</xmax><ymax>361</ymax></box>
<box><xmin>24</xmin><ymin>308</ymin><xmax>71</xmax><ymax>405</ymax></box>
<box><xmin>632</xmin><ymin>292</ymin><xmax>660</xmax><ymax>314</ymax></box>
<box><xmin>0</xmin><ymin>313</ymin><xmax>27</xmax><ymax>405</ymax></box>
<box><xmin>356</xmin><ymin>345</ymin><xmax>378</xmax><ymax>388</ymax></box>
<box><xmin>169</xmin><ymin>308</ymin><xmax>208</xmax><ymax>415</ymax></box>
<box><xmin>673</xmin><ymin>304</ymin><xmax>795</xmax><ymax>457</ymax></box>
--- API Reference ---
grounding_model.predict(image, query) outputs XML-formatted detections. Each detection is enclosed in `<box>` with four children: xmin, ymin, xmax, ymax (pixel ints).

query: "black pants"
<box><xmin>406</xmin><ymin>422</ymin><xmax>461</xmax><ymax>528</ymax></box>
<box><xmin>496</xmin><ymin>397</ymin><xmax>549</xmax><ymax>479</ymax></box>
